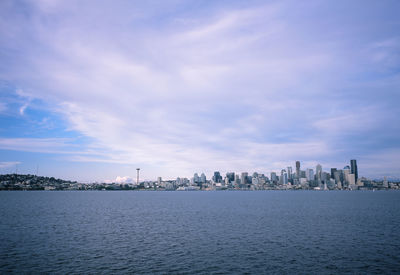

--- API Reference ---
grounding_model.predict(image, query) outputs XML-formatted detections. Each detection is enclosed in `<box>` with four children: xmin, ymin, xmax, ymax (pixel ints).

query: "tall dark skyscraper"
<box><xmin>350</xmin><ymin>160</ymin><xmax>358</xmax><ymax>182</ymax></box>
<box><xmin>287</xmin><ymin>166</ymin><xmax>293</xmax><ymax>180</ymax></box>
<box><xmin>296</xmin><ymin>161</ymin><xmax>300</xmax><ymax>179</ymax></box>
<box><xmin>226</xmin><ymin>172</ymin><xmax>235</xmax><ymax>183</ymax></box>
<box><xmin>213</xmin><ymin>171</ymin><xmax>222</xmax><ymax>183</ymax></box>
<box><xmin>331</xmin><ymin>168</ymin><xmax>337</xmax><ymax>179</ymax></box>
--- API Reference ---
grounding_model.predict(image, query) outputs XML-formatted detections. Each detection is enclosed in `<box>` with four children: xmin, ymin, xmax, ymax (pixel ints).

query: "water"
<box><xmin>1</xmin><ymin>191</ymin><xmax>399</xmax><ymax>274</ymax></box>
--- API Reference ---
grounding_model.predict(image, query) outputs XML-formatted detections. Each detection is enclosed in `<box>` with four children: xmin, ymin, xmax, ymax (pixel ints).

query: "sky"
<box><xmin>0</xmin><ymin>0</ymin><xmax>400</xmax><ymax>182</ymax></box>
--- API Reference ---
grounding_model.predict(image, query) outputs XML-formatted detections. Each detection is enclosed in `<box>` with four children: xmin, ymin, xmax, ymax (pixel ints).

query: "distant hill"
<box><xmin>0</xmin><ymin>174</ymin><xmax>78</xmax><ymax>190</ymax></box>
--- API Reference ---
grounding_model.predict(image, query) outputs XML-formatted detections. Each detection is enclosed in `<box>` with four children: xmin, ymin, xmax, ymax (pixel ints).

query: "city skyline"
<box><xmin>0</xmin><ymin>158</ymin><xmax>394</xmax><ymax>183</ymax></box>
<box><xmin>2</xmin><ymin>159</ymin><xmax>398</xmax><ymax>191</ymax></box>
<box><xmin>1</xmin><ymin>0</ymin><xmax>400</xmax><ymax>182</ymax></box>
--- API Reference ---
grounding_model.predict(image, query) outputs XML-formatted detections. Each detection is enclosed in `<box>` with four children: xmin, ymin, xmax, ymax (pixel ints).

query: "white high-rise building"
<box><xmin>194</xmin><ymin>173</ymin><xmax>199</xmax><ymax>183</ymax></box>
<box><xmin>287</xmin><ymin>166</ymin><xmax>293</xmax><ymax>180</ymax></box>
<box><xmin>235</xmin><ymin>174</ymin><xmax>240</xmax><ymax>185</ymax></box>
<box><xmin>225</xmin><ymin>177</ymin><xmax>230</xmax><ymax>185</ymax></box>
<box><xmin>306</xmin><ymin>168</ymin><xmax>314</xmax><ymax>181</ymax></box>
<box><xmin>383</xmin><ymin>176</ymin><xmax>388</xmax><ymax>188</ymax></box>
<box><xmin>343</xmin><ymin>166</ymin><xmax>351</xmax><ymax>185</ymax></box>
<box><xmin>316</xmin><ymin>164</ymin><xmax>322</xmax><ymax>180</ymax></box>
<box><xmin>347</xmin><ymin>173</ymin><xmax>356</xmax><ymax>189</ymax></box>
<box><xmin>241</xmin><ymin>172</ymin><xmax>248</xmax><ymax>185</ymax></box>
<box><xmin>271</xmin><ymin>172</ymin><xmax>277</xmax><ymax>182</ymax></box>
<box><xmin>200</xmin><ymin>173</ymin><xmax>206</xmax><ymax>183</ymax></box>
<box><xmin>280</xmin><ymin>169</ymin><xmax>288</xmax><ymax>185</ymax></box>
<box><xmin>252</xmin><ymin>177</ymin><xmax>259</xmax><ymax>185</ymax></box>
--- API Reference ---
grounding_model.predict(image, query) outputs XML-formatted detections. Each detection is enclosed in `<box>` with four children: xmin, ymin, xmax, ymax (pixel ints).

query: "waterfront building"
<box><xmin>335</xmin><ymin>169</ymin><xmax>344</xmax><ymax>183</ymax></box>
<box><xmin>331</xmin><ymin>168</ymin><xmax>337</xmax><ymax>179</ymax></box>
<box><xmin>200</xmin><ymin>173</ymin><xmax>206</xmax><ymax>183</ymax></box>
<box><xmin>300</xmin><ymin>178</ymin><xmax>308</xmax><ymax>186</ymax></box>
<box><xmin>226</xmin><ymin>172</ymin><xmax>235</xmax><ymax>183</ymax></box>
<box><xmin>271</xmin><ymin>172</ymin><xmax>277</xmax><ymax>183</ymax></box>
<box><xmin>322</xmin><ymin>172</ymin><xmax>329</xmax><ymax>183</ymax></box>
<box><xmin>306</xmin><ymin>168</ymin><xmax>314</xmax><ymax>181</ymax></box>
<box><xmin>258</xmin><ymin>176</ymin><xmax>267</xmax><ymax>186</ymax></box>
<box><xmin>343</xmin><ymin>166</ymin><xmax>351</xmax><ymax>186</ymax></box>
<box><xmin>328</xmin><ymin>178</ymin><xmax>336</xmax><ymax>189</ymax></box>
<box><xmin>316</xmin><ymin>164</ymin><xmax>322</xmax><ymax>180</ymax></box>
<box><xmin>287</xmin><ymin>166</ymin><xmax>293</xmax><ymax>180</ymax></box>
<box><xmin>241</xmin><ymin>172</ymin><xmax>248</xmax><ymax>185</ymax></box>
<box><xmin>252</xmin><ymin>177</ymin><xmax>259</xmax><ymax>185</ymax></box>
<box><xmin>351</xmin><ymin>160</ymin><xmax>358</xmax><ymax>182</ymax></box>
<box><xmin>383</xmin><ymin>176</ymin><xmax>388</xmax><ymax>188</ymax></box>
<box><xmin>296</xmin><ymin>161</ymin><xmax>301</xmax><ymax>179</ymax></box>
<box><xmin>280</xmin><ymin>169</ymin><xmax>288</xmax><ymax>185</ymax></box>
<box><xmin>348</xmin><ymin>173</ymin><xmax>356</xmax><ymax>189</ymax></box>
<box><xmin>234</xmin><ymin>174</ymin><xmax>240</xmax><ymax>184</ymax></box>
<box><xmin>213</xmin><ymin>171</ymin><xmax>222</xmax><ymax>183</ymax></box>
<box><xmin>225</xmin><ymin>177</ymin><xmax>230</xmax><ymax>185</ymax></box>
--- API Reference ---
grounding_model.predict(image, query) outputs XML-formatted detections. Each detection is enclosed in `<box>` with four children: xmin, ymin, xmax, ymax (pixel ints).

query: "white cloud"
<box><xmin>1</xmin><ymin>1</ymin><xmax>399</xmax><ymax>179</ymax></box>
<box><xmin>0</xmin><ymin>102</ymin><xmax>7</xmax><ymax>113</ymax></box>
<box><xmin>114</xmin><ymin>176</ymin><xmax>134</xmax><ymax>184</ymax></box>
<box><xmin>19</xmin><ymin>103</ymin><xmax>28</xmax><ymax>115</ymax></box>
<box><xmin>359</xmin><ymin>149</ymin><xmax>400</xmax><ymax>179</ymax></box>
<box><xmin>15</xmin><ymin>89</ymin><xmax>32</xmax><ymax>115</ymax></box>
<box><xmin>0</xmin><ymin>161</ymin><xmax>21</xmax><ymax>169</ymax></box>
<box><xmin>362</xmin><ymin>37</ymin><xmax>400</xmax><ymax>70</ymax></box>
<box><xmin>0</xmin><ymin>137</ymin><xmax>82</xmax><ymax>155</ymax></box>
<box><xmin>312</xmin><ymin>107</ymin><xmax>382</xmax><ymax>136</ymax></box>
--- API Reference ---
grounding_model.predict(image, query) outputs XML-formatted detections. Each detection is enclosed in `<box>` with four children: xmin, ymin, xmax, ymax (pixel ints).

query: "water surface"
<box><xmin>1</xmin><ymin>191</ymin><xmax>399</xmax><ymax>274</ymax></box>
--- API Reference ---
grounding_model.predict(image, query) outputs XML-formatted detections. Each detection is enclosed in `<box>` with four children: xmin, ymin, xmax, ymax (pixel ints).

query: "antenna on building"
<box><xmin>36</xmin><ymin>165</ymin><xmax>39</xmax><ymax>177</ymax></box>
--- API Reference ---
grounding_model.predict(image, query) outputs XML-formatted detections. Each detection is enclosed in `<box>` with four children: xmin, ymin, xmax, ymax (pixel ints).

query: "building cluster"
<box><xmin>154</xmin><ymin>160</ymin><xmax>399</xmax><ymax>191</ymax></box>
<box><xmin>0</xmin><ymin>174</ymin><xmax>143</xmax><ymax>191</ymax></box>
<box><xmin>1</xmin><ymin>159</ymin><xmax>399</xmax><ymax>191</ymax></box>
<box><xmin>0</xmin><ymin>174</ymin><xmax>80</xmax><ymax>190</ymax></box>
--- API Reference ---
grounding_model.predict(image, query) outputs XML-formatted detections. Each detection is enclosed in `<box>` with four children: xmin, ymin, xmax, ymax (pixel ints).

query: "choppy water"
<box><xmin>1</xmin><ymin>191</ymin><xmax>399</xmax><ymax>274</ymax></box>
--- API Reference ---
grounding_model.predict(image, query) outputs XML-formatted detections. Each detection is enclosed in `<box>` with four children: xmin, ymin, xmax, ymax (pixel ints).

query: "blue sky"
<box><xmin>1</xmin><ymin>0</ymin><xmax>400</xmax><ymax>182</ymax></box>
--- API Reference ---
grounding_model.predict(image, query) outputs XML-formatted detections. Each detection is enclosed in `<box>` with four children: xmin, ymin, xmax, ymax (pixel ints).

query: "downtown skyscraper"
<box><xmin>351</xmin><ymin>160</ymin><xmax>358</xmax><ymax>182</ymax></box>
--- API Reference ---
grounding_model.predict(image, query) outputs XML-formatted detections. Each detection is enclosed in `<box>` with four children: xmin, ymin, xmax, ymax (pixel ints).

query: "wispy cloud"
<box><xmin>0</xmin><ymin>137</ymin><xmax>79</xmax><ymax>154</ymax></box>
<box><xmin>0</xmin><ymin>161</ymin><xmax>21</xmax><ymax>169</ymax></box>
<box><xmin>0</xmin><ymin>0</ymin><xmax>399</xmax><ymax>179</ymax></box>
<box><xmin>19</xmin><ymin>104</ymin><xmax>28</xmax><ymax>115</ymax></box>
<box><xmin>15</xmin><ymin>89</ymin><xmax>32</xmax><ymax>116</ymax></box>
<box><xmin>0</xmin><ymin>102</ymin><xmax>7</xmax><ymax>113</ymax></box>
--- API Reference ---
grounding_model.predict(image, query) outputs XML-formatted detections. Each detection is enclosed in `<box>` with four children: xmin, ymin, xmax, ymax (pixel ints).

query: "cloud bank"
<box><xmin>0</xmin><ymin>0</ymin><xmax>400</xmax><ymax>180</ymax></box>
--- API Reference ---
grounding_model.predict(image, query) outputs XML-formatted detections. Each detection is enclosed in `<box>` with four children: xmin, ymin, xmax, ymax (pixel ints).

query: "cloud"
<box><xmin>0</xmin><ymin>102</ymin><xmax>6</xmax><ymax>113</ymax></box>
<box><xmin>19</xmin><ymin>103</ymin><xmax>28</xmax><ymax>115</ymax></box>
<box><xmin>360</xmin><ymin>149</ymin><xmax>400</xmax><ymax>179</ymax></box>
<box><xmin>312</xmin><ymin>107</ymin><xmax>383</xmax><ymax>137</ymax></box>
<box><xmin>114</xmin><ymin>176</ymin><xmax>134</xmax><ymax>184</ymax></box>
<box><xmin>0</xmin><ymin>1</ymin><xmax>399</xmax><ymax>179</ymax></box>
<box><xmin>15</xmin><ymin>89</ymin><xmax>32</xmax><ymax>115</ymax></box>
<box><xmin>0</xmin><ymin>161</ymin><xmax>21</xmax><ymax>169</ymax></box>
<box><xmin>0</xmin><ymin>137</ymin><xmax>73</xmax><ymax>153</ymax></box>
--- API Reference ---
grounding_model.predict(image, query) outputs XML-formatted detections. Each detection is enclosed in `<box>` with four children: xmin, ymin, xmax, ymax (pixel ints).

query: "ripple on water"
<box><xmin>0</xmin><ymin>191</ymin><xmax>400</xmax><ymax>274</ymax></box>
